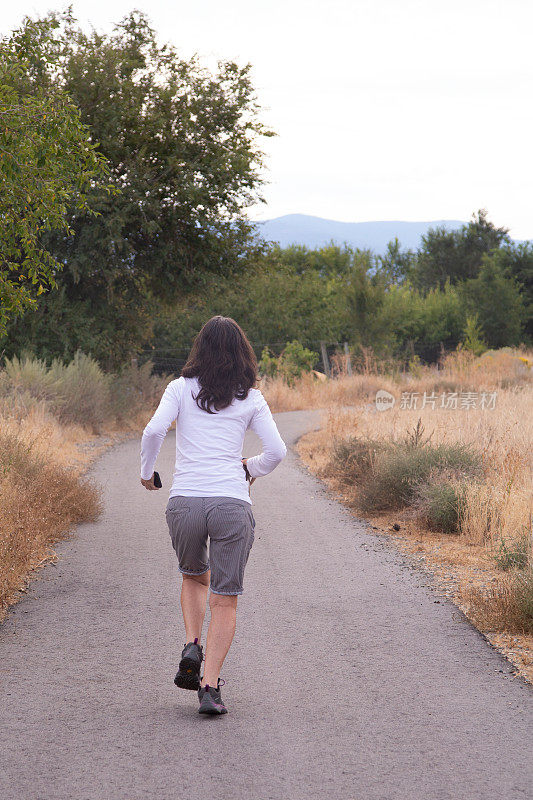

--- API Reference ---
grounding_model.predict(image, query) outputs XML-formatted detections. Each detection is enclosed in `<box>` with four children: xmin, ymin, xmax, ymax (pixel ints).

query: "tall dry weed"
<box><xmin>277</xmin><ymin>348</ymin><xmax>532</xmax><ymax>556</ymax></box>
<box><xmin>460</xmin><ymin>570</ymin><xmax>533</xmax><ymax>634</ymax></box>
<box><xmin>0</xmin><ymin>420</ymin><xmax>102</xmax><ymax>616</ymax></box>
<box><xmin>0</xmin><ymin>353</ymin><xmax>172</xmax><ymax>617</ymax></box>
<box><xmin>0</xmin><ymin>352</ymin><xmax>172</xmax><ymax>433</ymax></box>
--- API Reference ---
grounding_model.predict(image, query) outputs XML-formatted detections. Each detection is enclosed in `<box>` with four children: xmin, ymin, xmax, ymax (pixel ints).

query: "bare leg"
<box><xmin>202</xmin><ymin>593</ymin><xmax>238</xmax><ymax>687</ymax></box>
<box><xmin>181</xmin><ymin>571</ymin><xmax>210</xmax><ymax>643</ymax></box>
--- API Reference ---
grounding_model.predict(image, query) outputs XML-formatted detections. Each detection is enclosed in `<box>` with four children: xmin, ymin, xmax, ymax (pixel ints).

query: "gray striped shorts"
<box><xmin>165</xmin><ymin>496</ymin><xmax>256</xmax><ymax>595</ymax></box>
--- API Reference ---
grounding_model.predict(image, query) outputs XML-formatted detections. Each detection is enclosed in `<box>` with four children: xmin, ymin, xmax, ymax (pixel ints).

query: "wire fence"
<box><xmin>138</xmin><ymin>339</ymin><xmax>345</xmax><ymax>377</ymax></box>
<box><xmin>137</xmin><ymin>338</ymin><xmax>452</xmax><ymax>378</ymax></box>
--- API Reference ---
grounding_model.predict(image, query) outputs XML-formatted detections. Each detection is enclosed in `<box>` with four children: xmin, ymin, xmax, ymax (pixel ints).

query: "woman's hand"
<box><xmin>241</xmin><ymin>458</ymin><xmax>256</xmax><ymax>485</ymax></box>
<box><xmin>140</xmin><ymin>473</ymin><xmax>160</xmax><ymax>490</ymax></box>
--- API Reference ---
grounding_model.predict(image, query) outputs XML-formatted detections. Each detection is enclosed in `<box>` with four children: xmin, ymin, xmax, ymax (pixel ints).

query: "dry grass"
<box><xmin>460</xmin><ymin>571</ymin><xmax>533</xmax><ymax>634</ymax></box>
<box><xmin>331</xmin><ymin>391</ymin><xmax>531</xmax><ymax>545</ymax></box>
<box><xmin>267</xmin><ymin>348</ymin><xmax>532</xmax><ymax>552</ymax></box>
<box><xmin>263</xmin><ymin>345</ymin><xmax>533</xmax><ymax>411</ymax></box>
<box><xmin>1</xmin><ymin>352</ymin><xmax>170</xmax><ymax>434</ymax></box>
<box><xmin>0</xmin><ymin>356</ymin><xmax>172</xmax><ymax>619</ymax></box>
<box><xmin>290</xmin><ymin>347</ymin><xmax>533</xmax><ymax>681</ymax></box>
<box><xmin>260</xmin><ymin>371</ymin><xmax>393</xmax><ymax>412</ymax></box>
<box><xmin>0</xmin><ymin>408</ymin><xmax>102</xmax><ymax>616</ymax></box>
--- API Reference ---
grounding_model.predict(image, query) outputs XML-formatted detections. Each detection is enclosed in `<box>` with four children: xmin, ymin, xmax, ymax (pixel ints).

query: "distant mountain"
<box><xmin>254</xmin><ymin>214</ymin><xmax>466</xmax><ymax>253</ymax></box>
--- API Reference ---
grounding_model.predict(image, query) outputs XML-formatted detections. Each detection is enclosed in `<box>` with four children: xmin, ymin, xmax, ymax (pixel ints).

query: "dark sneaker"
<box><xmin>174</xmin><ymin>638</ymin><xmax>203</xmax><ymax>690</ymax></box>
<box><xmin>198</xmin><ymin>680</ymin><xmax>227</xmax><ymax>715</ymax></box>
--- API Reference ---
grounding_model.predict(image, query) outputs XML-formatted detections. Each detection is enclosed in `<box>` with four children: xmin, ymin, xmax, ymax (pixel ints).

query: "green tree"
<box><xmin>459</xmin><ymin>255</ymin><xmax>526</xmax><ymax>347</ymax></box>
<box><xmin>4</xmin><ymin>10</ymin><xmax>272</xmax><ymax>366</ymax></box>
<box><xmin>258</xmin><ymin>346</ymin><xmax>279</xmax><ymax>378</ymax></box>
<box><xmin>461</xmin><ymin>314</ymin><xmax>487</xmax><ymax>356</ymax></box>
<box><xmin>149</xmin><ymin>239</ymin><xmax>526</xmax><ymax>365</ymax></box>
<box><xmin>152</xmin><ymin>254</ymin><xmax>342</xmax><ymax>356</ymax></box>
<box><xmin>413</xmin><ymin>210</ymin><xmax>509</xmax><ymax>290</ymax></box>
<box><xmin>259</xmin><ymin>340</ymin><xmax>318</xmax><ymax>384</ymax></box>
<box><xmin>377</xmin><ymin>238</ymin><xmax>416</xmax><ymax>285</ymax></box>
<box><xmin>492</xmin><ymin>243</ymin><xmax>533</xmax><ymax>340</ymax></box>
<box><xmin>0</xmin><ymin>14</ymin><xmax>110</xmax><ymax>336</ymax></box>
<box><xmin>379</xmin><ymin>281</ymin><xmax>463</xmax><ymax>358</ymax></box>
<box><xmin>341</xmin><ymin>251</ymin><xmax>387</xmax><ymax>350</ymax></box>
<box><xmin>270</xmin><ymin>243</ymin><xmax>357</xmax><ymax>278</ymax></box>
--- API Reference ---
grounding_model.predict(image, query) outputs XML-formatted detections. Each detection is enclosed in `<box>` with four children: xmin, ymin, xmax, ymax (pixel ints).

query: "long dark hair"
<box><xmin>181</xmin><ymin>316</ymin><xmax>258</xmax><ymax>413</ymax></box>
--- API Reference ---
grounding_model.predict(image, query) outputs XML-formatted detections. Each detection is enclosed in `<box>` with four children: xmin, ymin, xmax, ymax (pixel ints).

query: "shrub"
<box><xmin>358</xmin><ymin>439</ymin><xmax>481</xmax><ymax>512</ymax></box>
<box><xmin>332</xmin><ymin>436</ymin><xmax>383</xmax><ymax>485</ymax></box>
<box><xmin>408</xmin><ymin>354</ymin><xmax>423</xmax><ymax>378</ymax></box>
<box><xmin>461</xmin><ymin>569</ymin><xmax>533</xmax><ymax>634</ymax></box>
<box><xmin>258</xmin><ymin>347</ymin><xmax>279</xmax><ymax>379</ymax></box>
<box><xmin>259</xmin><ymin>340</ymin><xmax>319</xmax><ymax>386</ymax></box>
<box><xmin>0</xmin><ymin>351</ymin><xmax>171</xmax><ymax>433</ymax></box>
<box><xmin>2</xmin><ymin>350</ymin><xmax>110</xmax><ymax>432</ymax></box>
<box><xmin>0</xmin><ymin>429</ymin><xmax>45</xmax><ymax>481</ymax></box>
<box><xmin>333</xmin><ymin>423</ymin><xmax>482</xmax><ymax>513</ymax></box>
<box><xmin>2</xmin><ymin>352</ymin><xmax>58</xmax><ymax>401</ymax></box>
<box><xmin>461</xmin><ymin>314</ymin><xmax>487</xmax><ymax>357</ymax></box>
<box><xmin>108</xmin><ymin>360</ymin><xmax>170</xmax><ymax>421</ymax></box>
<box><xmin>516</xmin><ymin>569</ymin><xmax>533</xmax><ymax>624</ymax></box>
<box><xmin>415</xmin><ymin>480</ymin><xmax>466</xmax><ymax>534</ymax></box>
<box><xmin>48</xmin><ymin>351</ymin><xmax>111</xmax><ymax>431</ymax></box>
<box><xmin>493</xmin><ymin>532</ymin><xmax>531</xmax><ymax>571</ymax></box>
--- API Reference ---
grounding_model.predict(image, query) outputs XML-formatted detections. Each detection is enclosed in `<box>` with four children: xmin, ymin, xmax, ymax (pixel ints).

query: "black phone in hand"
<box><xmin>153</xmin><ymin>471</ymin><xmax>162</xmax><ymax>488</ymax></box>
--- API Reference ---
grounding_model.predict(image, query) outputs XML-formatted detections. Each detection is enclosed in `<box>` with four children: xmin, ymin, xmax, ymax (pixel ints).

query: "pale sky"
<box><xmin>4</xmin><ymin>0</ymin><xmax>533</xmax><ymax>238</ymax></box>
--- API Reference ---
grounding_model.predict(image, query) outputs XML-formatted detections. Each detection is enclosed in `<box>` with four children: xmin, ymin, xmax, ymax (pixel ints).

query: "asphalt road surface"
<box><xmin>1</xmin><ymin>410</ymin><xmax>532</xmax><ymax>800</ymax></box>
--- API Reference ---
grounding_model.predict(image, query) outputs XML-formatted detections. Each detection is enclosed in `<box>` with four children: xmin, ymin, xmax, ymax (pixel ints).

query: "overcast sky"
<box><xmin>4</xmin><ymin>0</ymin><xmax>533</xmax><ymax>238</ymax></box>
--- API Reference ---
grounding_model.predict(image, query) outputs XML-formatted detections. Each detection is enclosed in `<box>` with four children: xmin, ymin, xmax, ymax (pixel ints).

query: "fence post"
<box><xmin>320</xmin><ymin>341</ymin><xmax>331</xmax><ymax>378</ymax></box>
<box><xmin>343</xmin><ymin>341</ymin><xmax>352</xmax><ymax>376</ymax></box>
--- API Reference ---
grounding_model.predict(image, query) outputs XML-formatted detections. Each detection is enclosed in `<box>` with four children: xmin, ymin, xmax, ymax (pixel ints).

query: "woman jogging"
<box><xmin>140</xmin><ymin>316</ymin><xmax>287</xmax><ymax>715</ymax></box>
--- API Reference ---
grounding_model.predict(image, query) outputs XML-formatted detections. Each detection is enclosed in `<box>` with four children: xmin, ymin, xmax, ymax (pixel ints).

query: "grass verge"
<box><xmin>0</xmin><ymin>353</ymin><xmax>171</xmax><ymax>619</ymax></box>
<box><xmin>286</xmin><ymin>349</ymin><xmax>533</xmax><ymax>682</ymax></box>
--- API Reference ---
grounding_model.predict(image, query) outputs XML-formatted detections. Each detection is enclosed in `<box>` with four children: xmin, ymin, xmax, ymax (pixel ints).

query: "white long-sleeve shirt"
<box><xmin>140</xmin><ymin>376</ymin><xmax>287</xmax><ymax>504</ymax></box>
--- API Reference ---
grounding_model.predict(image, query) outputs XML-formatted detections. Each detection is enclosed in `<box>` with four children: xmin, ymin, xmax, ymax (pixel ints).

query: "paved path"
<box><xmin>1</xmin><ymin>410</ymin><xmax>531</xmax><ymax>800</ymax></box>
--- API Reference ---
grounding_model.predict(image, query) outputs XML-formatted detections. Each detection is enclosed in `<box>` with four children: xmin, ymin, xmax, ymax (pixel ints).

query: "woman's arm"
<box><xmin>140</xmin><ymin>378</ymin><xmax>183</xmax><ymax>484</ymax></box>
<box><xmin>245</xmin><ymin>393</ymin><xmax>287</xmax><ymax>478</ymax></box>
